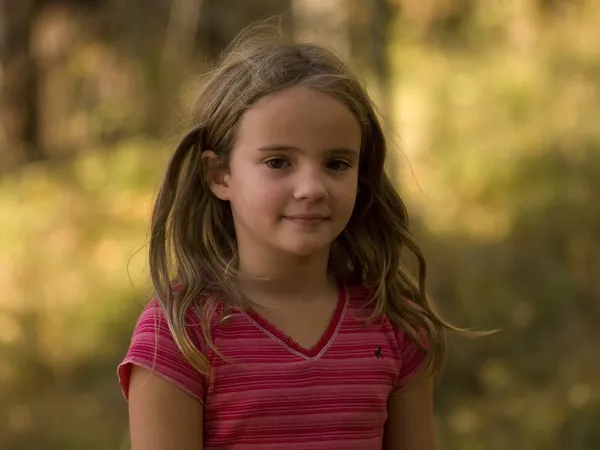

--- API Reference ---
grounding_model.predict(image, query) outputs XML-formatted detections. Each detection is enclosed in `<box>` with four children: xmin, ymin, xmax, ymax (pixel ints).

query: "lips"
<box><xmin>284</xmin><ymin>214</ymin><xmax>330</xmax><ymax>225</ymax></box>
<box><xmin>285</xmin><ymin>214</ymin><xmax>329</xmax><ymax>220</ymax></box>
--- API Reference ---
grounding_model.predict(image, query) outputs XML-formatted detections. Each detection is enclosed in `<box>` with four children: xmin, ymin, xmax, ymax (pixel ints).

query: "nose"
<box><xmin>292</xmin><ymin>166</ymin><xmax>328</xmax><ymax>201</ymax></box>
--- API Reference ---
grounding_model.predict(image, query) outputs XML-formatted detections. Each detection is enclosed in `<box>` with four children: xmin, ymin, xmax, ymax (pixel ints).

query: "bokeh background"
<box><xmin>1</xmin><ymin>1</ymin><xmax>599</xmax><ymax>449</ymax></box>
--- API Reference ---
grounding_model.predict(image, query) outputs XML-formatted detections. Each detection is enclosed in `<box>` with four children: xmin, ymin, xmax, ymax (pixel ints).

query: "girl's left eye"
<box><xmin>265</xmin><ymin>158</ymin><xmax>291</xmax><ymax>169</ymax></box>
<box><xmin>326</xmin><ymin>159</ymin><xmax>351</xmax><ymax>171</ymax></box>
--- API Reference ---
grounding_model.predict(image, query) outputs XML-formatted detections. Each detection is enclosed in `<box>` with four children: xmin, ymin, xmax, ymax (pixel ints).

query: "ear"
<box><xmin>202</xmin><ymin>150</ymin><xmax>231</xmax><ymax>201</ymax></box>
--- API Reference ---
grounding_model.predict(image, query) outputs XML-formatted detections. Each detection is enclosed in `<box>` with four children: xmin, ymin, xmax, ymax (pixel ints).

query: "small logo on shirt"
<box><xmin>374</xmin><ymin>346</ymin><xmax>383</xmax><ymax>359</ymax></box>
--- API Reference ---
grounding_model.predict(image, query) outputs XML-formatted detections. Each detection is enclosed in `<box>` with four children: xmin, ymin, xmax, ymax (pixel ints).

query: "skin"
<box><xmin>128</xmin><ymin>367</ymin><xmax>203</xmax><ymax>450</ymax></box>
<box><xmin>209</xmin><ymin>84</ymin><xmax>361</xmax><ymax>302</ymax></box>
<box><xmin>385</xmin><ymin>375</ymin><xmax>437</xmax><ymax>449</ymax></box>
<box><xmin>128</xmin><ymin>84</ymin><xmax>436</xmax><ymax>449</ymax></box>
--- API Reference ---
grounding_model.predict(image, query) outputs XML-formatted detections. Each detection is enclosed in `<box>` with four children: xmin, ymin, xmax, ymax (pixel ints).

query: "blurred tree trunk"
<box><xmin>347</xmin><ymin>0</ymin><xmax>396</xmax><ymax>182</ymax></box>
<box><xmin>366</xmin><ymin>0</ymin><xmax>397</xmax><ymax>182</ymax></box>
<box><xmin>200</xmin><ymin>0</ymin><xmax>292</xmax><ymax>59</ymax></box>
<box><xmin>292</xmin><ymin>0</ymin><xmax>350</xmax><ymax>59</ymax></box>
<box><xmin>161</xmin><ymin>0</ymin><xmax>203</xmax><ymax>77</ymax></box>
<box><xmin>0</xmin><ymin>0</ymin><xmax>42</xmax><ymax>169</ymax></box>
<box><xmin>366</xmin><ymin>0</ymin><xmax>391</xmax><ymax>110</ymax></box>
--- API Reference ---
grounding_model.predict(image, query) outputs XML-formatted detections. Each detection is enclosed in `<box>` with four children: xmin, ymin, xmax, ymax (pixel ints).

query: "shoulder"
<box><xmin>117</xmin><ymin>295</ymin><xmax>220</xmax><ymax>403</ymax></box>
<box><xmin>128</xmin><ymin>297</ymin><xmax>208</xmax><ymax>350</ymax></box>
<box><xmin>344</xmin><ymin>283</ymin><xmax>377</xmax><ymax>313</ymax></box>
<box><xmin>344</xmin><ymin>282</ymin><xmax>428</xmax><ymax>386</ymax></box>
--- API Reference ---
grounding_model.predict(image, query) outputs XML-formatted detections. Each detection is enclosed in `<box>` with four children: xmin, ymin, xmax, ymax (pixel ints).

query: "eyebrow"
<box><xmin>257</xmin><ymin>145</ymin><xmax>359</xmax><ymax>156</ymax></box>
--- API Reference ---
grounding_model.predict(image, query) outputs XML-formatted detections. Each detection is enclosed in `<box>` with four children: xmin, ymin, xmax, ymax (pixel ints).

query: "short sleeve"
<box><xmin>117</xmin><ymin>299</ymin><xmax>207</xmax><ymax>403</ymax></box>
<box><xmin>394</xmin><ymin>327</ymin><xmax>428</xmax><ymax>390</ymax></box>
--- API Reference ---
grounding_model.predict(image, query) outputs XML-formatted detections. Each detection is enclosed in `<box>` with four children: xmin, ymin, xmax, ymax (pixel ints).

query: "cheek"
<box><xmin>230</xmin><ymin>176</ymin><xmax>285</xmax><ymax>217</ymax></box>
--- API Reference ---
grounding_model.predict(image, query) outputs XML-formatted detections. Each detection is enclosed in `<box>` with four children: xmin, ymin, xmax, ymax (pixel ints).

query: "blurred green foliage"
<box><xmin>1</xmin><ymin>1</ymin><xmax>598</xmax><ymax>448</ymax></box>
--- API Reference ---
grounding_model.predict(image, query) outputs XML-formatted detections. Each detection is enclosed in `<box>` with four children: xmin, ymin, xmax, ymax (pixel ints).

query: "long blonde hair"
<box><xmin>149</xmin><ymin>23</ymin><xmax>474</xmax><ymax>378</ymax></box>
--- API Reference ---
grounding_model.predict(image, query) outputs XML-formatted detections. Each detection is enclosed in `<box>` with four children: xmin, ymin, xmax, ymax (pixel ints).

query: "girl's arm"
<box><xmin>384</xmin><ymin>374</ymin><xmax>437</xmax><ymax>450</ymax></box>
<box><xmin>128</xmin><ymin>366</ymin><xmax>203</xmax><ymax>450</ymax></box>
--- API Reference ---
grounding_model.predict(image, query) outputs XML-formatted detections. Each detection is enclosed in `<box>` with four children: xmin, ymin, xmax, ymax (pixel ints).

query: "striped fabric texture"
<box><xmin>118</xmin><ymin>285</ymin><xmax>426</xmax><ymax>449</ymax></box>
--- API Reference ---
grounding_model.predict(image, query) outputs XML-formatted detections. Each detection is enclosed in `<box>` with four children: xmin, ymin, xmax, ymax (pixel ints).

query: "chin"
<box><xmin>278</xmin><ymin>240</ymin><xmax>332</xmax><ymax>258</ymax></box>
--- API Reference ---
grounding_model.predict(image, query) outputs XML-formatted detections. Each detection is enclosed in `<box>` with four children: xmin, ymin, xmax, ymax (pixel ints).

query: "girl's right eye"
<box><xmin>265</xmin><ymin>158</ymin><xmax>291</xmax><ymax>169</ymax></box>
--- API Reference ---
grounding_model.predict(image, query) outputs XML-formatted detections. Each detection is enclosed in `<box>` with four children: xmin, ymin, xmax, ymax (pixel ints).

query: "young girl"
<box><xmin>118</xmin><ymin>25</ymin><xmax>462</xmax><ymax>450</ymax></box>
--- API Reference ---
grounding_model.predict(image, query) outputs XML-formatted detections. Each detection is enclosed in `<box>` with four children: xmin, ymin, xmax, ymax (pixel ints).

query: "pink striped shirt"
<box><xmin>118</xmin><ymin>284</ymin><xmax>426</xmax><ymax>449</ymax></box>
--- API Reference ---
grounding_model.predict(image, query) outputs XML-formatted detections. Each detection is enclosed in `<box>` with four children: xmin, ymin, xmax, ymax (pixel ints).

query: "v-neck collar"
<box><xmin>243</xmin><ymin>284</ymin><xmax>348</xmax><ymax>361</ymax></box>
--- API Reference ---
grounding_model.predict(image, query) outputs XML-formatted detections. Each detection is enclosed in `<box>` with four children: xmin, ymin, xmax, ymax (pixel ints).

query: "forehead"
<box><xmin>235</xmin><ymin>85</ymin><xmax>362</xmax><ymax>151</ymax></box>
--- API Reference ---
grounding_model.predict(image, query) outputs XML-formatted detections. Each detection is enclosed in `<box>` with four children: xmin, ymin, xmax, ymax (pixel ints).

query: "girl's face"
<box><xmin>210</xmin><ymin>84</ymin><xmax>361</xmax><ymax>259</ymax></box>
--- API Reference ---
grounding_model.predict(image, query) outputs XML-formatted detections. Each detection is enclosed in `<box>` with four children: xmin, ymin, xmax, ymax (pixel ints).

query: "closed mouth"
<box><xmin>284</xmin><ymin>215</ymin><xmax>330</xmax><ymax>222</ymax></box>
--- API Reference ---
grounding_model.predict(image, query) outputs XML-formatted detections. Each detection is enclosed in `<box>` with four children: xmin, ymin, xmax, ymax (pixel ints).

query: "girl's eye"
<box><xmin>327</xmin><ymin>159</ymin><xmax>351</xmax><ymax>171</ymax></box>
<box><xmin>265</xmin><ymin>158</ymin><xmax>291</xmax><ymax>169</ymax></box>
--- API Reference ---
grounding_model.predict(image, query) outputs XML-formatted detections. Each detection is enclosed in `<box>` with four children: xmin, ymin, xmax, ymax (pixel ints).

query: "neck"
<box><xmin>236</xmin><ymin>246</ymin><xmax>333</xmax><ymax>305</ymax></box>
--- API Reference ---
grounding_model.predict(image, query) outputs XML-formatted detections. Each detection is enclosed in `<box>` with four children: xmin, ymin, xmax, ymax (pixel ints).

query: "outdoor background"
<box><xmin>1</xmin><ymin>1</ymin><xmax>598</xmax><ymax>449</ymax></box>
